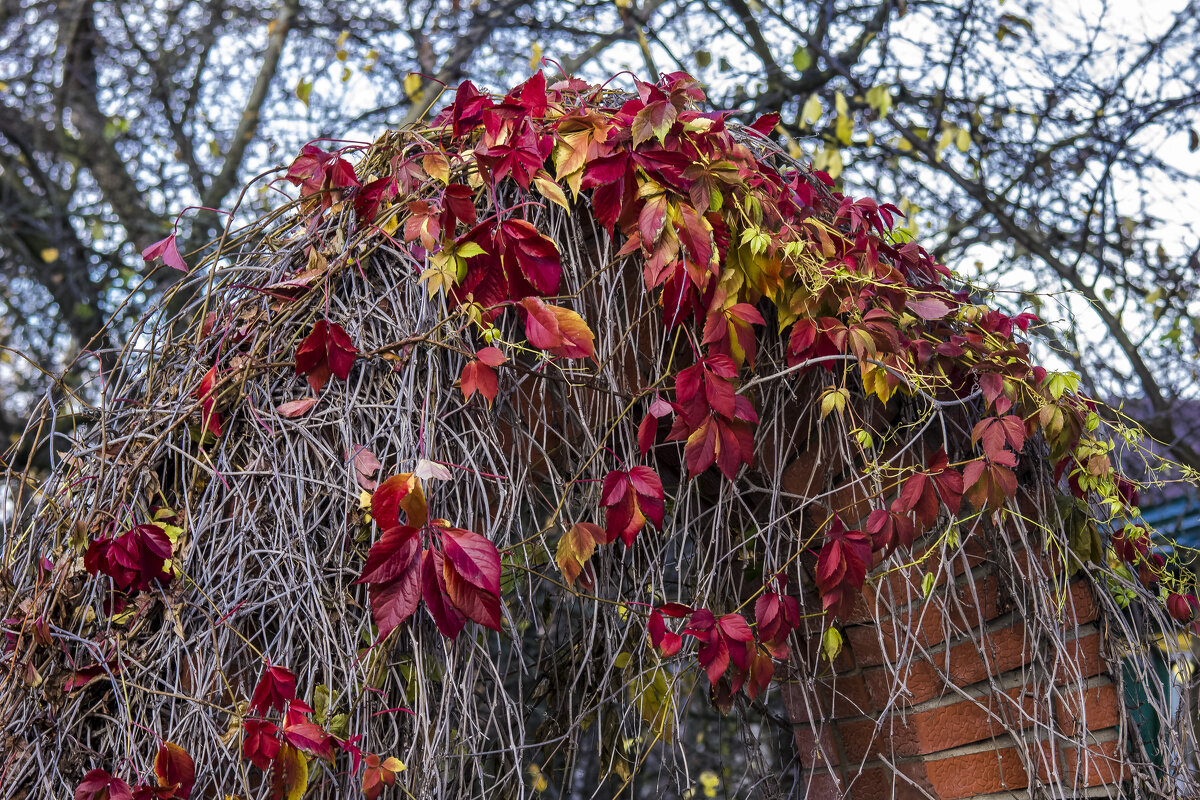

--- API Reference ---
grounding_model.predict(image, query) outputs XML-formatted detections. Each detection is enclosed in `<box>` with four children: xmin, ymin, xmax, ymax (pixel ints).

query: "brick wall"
<box><xmin>783</xmin><ymin>535</ymin><xmax>1131</xmax><ymax>799</ymax></box>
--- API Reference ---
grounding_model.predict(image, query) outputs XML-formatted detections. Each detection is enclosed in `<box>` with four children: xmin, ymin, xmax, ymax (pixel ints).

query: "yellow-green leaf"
<box><xmin>792</xmin><ymin>45</ymin><xmax>811</xmax><ymax>71</ymax></box>
<box><xmin>821</xmin><ymin>627</ymin><xmax>842</xmax><ymax>662</ymax></box>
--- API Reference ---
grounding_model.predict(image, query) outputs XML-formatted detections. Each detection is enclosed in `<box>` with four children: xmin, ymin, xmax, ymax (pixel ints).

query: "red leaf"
<box><xmin>748</xmin><ymin>112</ymin><xmax>780</xmax><ymax>135</ymax></box>
<box><xmin>755</xmin><ymin>590</ymin><xmax>799</xmax><ymax>656</ymax></box>
<box><xmin>897</xmin><ymin>472</ymin><xmax>940</xmax><ymax>528</ymax></box>
<box><xmin>192</xmin><ymin>365</ymin><xmax>223</xmax><ymax>437</ymax></box>
<box><xmin>971</xmin><ymin>416</ymin><xmax>1024</xmax><ymax>461</ymax></box>
<box><xmin>519</xmin><ymin>297</ymin><xmax>596</xmax><ymax>359</ymax></box>
<box><xmin>357</xmin><ymin>526</ymin><xmax>422</xmax><ymax>583</ymax></box>
<box><xmin>76</xmin><ymin>770</ymin><xmax>134</xmax><ymax>800</ymax></box>
<box><xmin>907</xmin><ymin>296</ymin><xmax>952</xmax><ymax>320</ymax></box>
<box><xmin>242</xmin><ymin>719</ymin><xmax>281</xmax><ymax>770</ymax></box>
<box><xmin>275</xmin><ymin>397</ymin><xmax>317</xmax><ymax>418</ymax></box>
<box><xmin>500</xmin><ymin>219</ymin><xmax>562</xmax><ymax>295</ymax></box>
<box><xmin>815</xmin><ymin>517</ymin><xmax>872</xmax><ymax>620</ymax></box>
<box><xmin>141</xmin><ymin>234</ymin><xmax>188</xmax><ymax>272</ymax></box>
<box><xmin>637</xmin><ymin>395</ymin><xmax>676</xmax><ymax>456</ymax></box>
<box><xmin>460</xmin><ymin>361</ymin><xmax>498</xmax><ymax>404</ymax></box>
<box><xmin>441</xmin><ymin>527</ymin><xmax>502</xmax><ymax>630</ymax></box>
<box><xmin>282</xmin><ymin>721</ymin><xmax>335</xmax><ymax>761</ymax></box>
<box><xmin>363</xmin><ymin>535</ymin><xmax>422</xmax><ymax>638</ymax></box>
<box><xmin>154</xmin><ymin>742</ymin><xmax>196</xmax><ymax>799</ymax></box>
<box><xmin>347</xmin><ymin>444</ymin><xmax>382</xmax><ymax>490</ymax></box>
<box><xmin>717</xmin><ymin>613</ymin><xmax>753</xmax><ymax>643</ymax></box>
<box><xmin>442</xmin><ymin>183</ymin><xmax>478</xmax><ymax>229</ymax></box>
<box><xmin>648</xmin><ymin>609</ymin><xmax>683</xmax><ymax>656</ymax></box>
<box><xmin>441</xmin><ymin>527</ymin><xmax>501</xmax><ymax>595</ymax></box>
<box><xmin>84</xmin><ymin>524</ymin><xmax>173</xmax><ymax>592</ymax></box>
<box><xmin>1167</xmin><ymin>592</ymin><xmax>1198</xmax><ymax>623</ymax></box>
<box><xmin>448</xmin><ymin>80</ymin><xmax>493</xmax><ymax>137</ymax></box>
<box><xmin>978</xmin><ymin>373</ymin><xmax>1003</xmax><ymax>406</ymax></box>
<box><xmin>295</xmin><ymin>320</ymin><xmax>358</xmax><ymax>392</ymax></box>
<box><xmin>422</xmin><ymin>548</ymin><xmax>468</xmax><ymax>639</ymax></box>
<box><xmin>372</xmin><ymin>473</ymin><xmax>428</xmax><ymax>531</ymax></box>
<box><xmin>601</xmin><ymin>467</ymin><xmax>665</xmax><ymax>546</ymax></box>
<box><xmin>475</xmin><ymin>346</ymin><xmax>507</xmax><ymax>367</ymax></box>
<box><xmin>63</xmin><ymin>659</ymin><xmax>119</xmax><ymax>692</ymax></box>
<box><xmin>250</xmin><ymin>664</ymin><xmax>297</xmax><ymax>714</ymax></box>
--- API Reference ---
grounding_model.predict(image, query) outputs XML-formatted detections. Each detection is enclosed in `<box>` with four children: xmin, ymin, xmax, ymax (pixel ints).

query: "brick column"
<box><xmin>784</xmin><ymin>537</ymin><xmax>1130</xmax><ymax>799</ymax></box>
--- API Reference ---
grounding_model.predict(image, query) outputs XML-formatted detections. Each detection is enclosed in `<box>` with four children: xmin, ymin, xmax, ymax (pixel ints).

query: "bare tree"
<box><xmin>3</xmin><ymin>0</ymin><xmax>1199</xmax><ymax>475</ymax></box>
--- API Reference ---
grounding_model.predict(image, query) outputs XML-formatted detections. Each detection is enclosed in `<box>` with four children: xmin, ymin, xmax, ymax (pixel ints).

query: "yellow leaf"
<box><xmin>800</xmin><ymin>93</ymin><xmax>822</xmax><ymax>126</ymax></box>
<box><xmin>533</xmin><ymin>174</ymin><xmax>571</xmax><ymax>213</ymax></box>
<box><xmin>418</xmin><ymin>253</ymin><xmax>460</xmax><ymax>299</ymax></box>
<box><xmin>834</xmin><ymin>91</ymin><xmax>848</xmax><ymax>117</ymax></box>
<box><xmin>270</xmin><ymin>745</ymin><xmax>308</xmax><ymax>800</ymax></box>
<box><xmin>363</xmin><ymin>50</ymin><xmax>379</xmax><ymax>72</ymax></box>
<box><xmin>865</xmin><ymin>84</ymin><xmax>891</xmax><ymax>117</ymax></box>
<box><xmin>555</xmin><ymin>523</ymin><xmax>600</xmax><ymax>587</ymax></box>
<box><xmin>813</xmin><ymin>146</ymin><xmax>843</xmax><ymax>179</ymax></box>
<box><xmin>528</xmin><ymin>763</ymin><xmax>548</xmax><ymax>792</ymax></box>
<box><xmin>936</xmin><ymin>125</ymin><xmax>956</xmax><ymax>158</ymax></box>
<box><xmin>631</xmin><ymin>666</ymin><xmax>676</xmax><ymax>742</ymax></box>
<box><xmin>835</xmin><ymin>112</ymin><xmax>853</xmax><ymax>145</ymax></box>
<box><xmin>955</xmin><ymin>126</ymin><xmax>970</xmax><ymax>152</ymax></box>
<box><xmin>40</xmin><ymin>248</ymin><xmax>59</xmax><ymax>263</ymax></box>
<box><xmin>422</xmin><ymin>152</ymin><xmax>450</xmax><ymax>184</ymax></box>
<box><xmin>379</xmin><ymin>207</ymin><xmax>400</xmax><ymax>236</ymax></box>
<box><xmin>860</xmin><ymin>362</ymin><xmax>895</xmax><ymax>404</ymax></box>
<box><xmin>295</xmin><ymin>78</ymin><xmax>312</xmax><ymax>106</ymax></box>
<box><xmin>529</xmin><ymin>42</ymin><xmax>544</xmax><ymax>70</ymax></box>
<box><xmin>403</xmin><ymin>73</ymin><xmax>424</xmax><ymax>102</ymax></box>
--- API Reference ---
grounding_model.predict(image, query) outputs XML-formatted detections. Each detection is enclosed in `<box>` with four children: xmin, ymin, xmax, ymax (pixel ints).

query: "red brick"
<box><xmin>794</xmin><ymin>723</ymin><xmax>839</xmax><ymax>768</ymax></box>
<box><xmin>783</xmin><ymin>674</ymin><xmax>873</xmax><ymax>723</ymax></box>
<box><xmin>1053</xmin><ymin>632</ymin><xmax>1104</xmax><ymax>683</ymax></box>
<box><xmin>844</xmin><ymin>762</ymin><xmax>933</xmax><ymax>800</ymax></box>
<box><xmin>1061</xmin><ymin>735</ymin><xmax>1129</xmax><ymax>787</ymax></box>
<box><xmin>923</xmin><ymin>746</ymin><xmax>1030</xmax><ymax>798</ymax></box>
<box><xmin>798</xmin><ymin>768</ymin><xmax>843</xmax><ymax>799</ymax></box>
<box><xmin>1054</xmin><ymin>682</ymin><xmax>1120</xmax><ymax>735</ymax></box>
<box><xmin>839</xmin><ymin>687</ymin><xmax>1041</xmax><ymax>763</ymax></box>
<box><xmin>1065</xmin><ymin>579</ymin><xmax>1099</xmax><ymax>626</ymax></box>
<box><xmin>844</xmin><ymin>574</ymin><xmax>1011</xmax><ymax>668</ymax></box>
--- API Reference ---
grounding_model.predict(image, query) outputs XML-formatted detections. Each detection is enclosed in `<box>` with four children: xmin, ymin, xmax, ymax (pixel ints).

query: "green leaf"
<box><xmin>312</xmin><ymin>684</ymin><xmax>330</xmax><ymax>724</ymax></box>
<box><xmin>696</xmin><ymin>50</ymin><xmax>711</xmax><ymax>68</ymax></box>
<box><xmin>456</xmin><ymin>241</ymin><xmax>488</xmax><ymax>259</ymax></box>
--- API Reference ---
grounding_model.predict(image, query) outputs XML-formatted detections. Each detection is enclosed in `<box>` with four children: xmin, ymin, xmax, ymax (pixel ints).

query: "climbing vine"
<box><xmin>5</xmin><ymin>70</ymin><xmax>1195</xmax><ymax>799</ymax></box>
